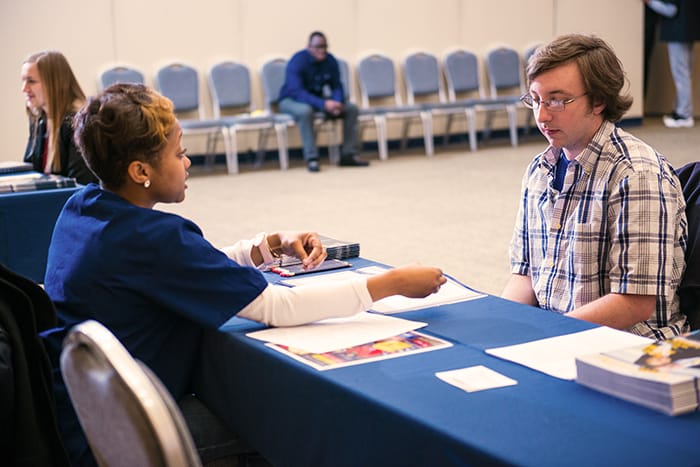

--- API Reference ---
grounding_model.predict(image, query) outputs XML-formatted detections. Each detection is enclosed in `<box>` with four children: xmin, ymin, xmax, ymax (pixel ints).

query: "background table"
<box><xmin>0</xmin><ymin>186</ymin><xmax>78</xmax><ymax>282</ymax></box>
<box><xmin>195</xmin><ymin>258</ymin><xmax>700</xmax><ymax>467</ymax></box>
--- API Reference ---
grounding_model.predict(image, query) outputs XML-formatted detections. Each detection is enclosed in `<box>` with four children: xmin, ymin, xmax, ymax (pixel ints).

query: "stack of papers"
<box><xmin>247</xmin><ymin>312</ymin><xmax>452</xmax><ymax>370</ymax></box>
<box><xmin>0</xmin><ymin>161</ymin><xmax>33</xmax><ymax>174</ymax></box>
<box><xmin>280</xmin><ymin>266</ymin><xmax>485</xmax><ymax>314</ymax></box>
<box><xmin>247</xmin><ymin>311</ymin><xmax>427</xmax><ymax>354</ymax></box>
<box><xmin>319</xmin><ymin>234</ymin><xmax>360</xmax><ymax>260</ymax></box>
<box><xmin>484</xmin><ymin>327</ymin><xmax>652</xmax><ymax>380</ymax></box>
<box><xmin>279</xmin><ymin>235</ymin><xmax>360</xmax><ymax>266</ymax></box>
<box><xmin>0</xmin><ymin>172</ymin><xmax>77</xmax><ymax>193</ymax></box>
<box><xmin>575</xmin><ymin>330</ymin><xmax>700</xmax><ymax>415</ymax></box>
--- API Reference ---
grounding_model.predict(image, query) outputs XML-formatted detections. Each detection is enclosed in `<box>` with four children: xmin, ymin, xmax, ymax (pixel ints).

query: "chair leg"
<box><xmin>400</xmin><ymin>118</ymin><xmax>410</xmax><ymax>152</ymax></box>
<box><xmin>444</xmin><ymin>114</ymin><xmax>453</xmax><ymax>148</ymax></box>
<box><xmin>328</xmin><ymin>121</ymin><xmax>341</xmax><ymax>165</ymax></box>
<box><xmin>507</xmin><ymin>105</ymin><xmax>519</xmax><ymax>147</ymax></box>
<box><xmin>374</xmin><ymin>115</ymin><xmax>388</xmax><ymax>161</ymax></box>
<box><xmin>258</xmin><ymin>126</ymin><xmax>271</xmax><ymax>156</ymax></box>
<box><xmin>254</xmin><ymin>128</ymin><xmax>267</xmax><ymax>168</ymax></box>
<box><xmin>224</xmin><ymin>128</ymin><xmax>239</xmax><ymax>175</ymax></box>
<box><xmin>358</xmin><ymin>124</ymin><xmax>366</xmax><ymax>154</ymax></box>
<box><xmin>421</xmin><ymin>111</ymin><xmax>434</xmax><ymax>156</ymax></box>
<box><xmin>525</xmin><ymin>111</ymin><xmax>533</xmax><ymax>137</ymax></box>
<box><xmin>483</xmin><ymin>110</ymin><xmax>494</xmax><ymax>142</ymax></box>
<box><xmin>466</xmin><ymin>108</ymin><xmax>477</xmax><ymax>152</ymax></box>
<box><xmin>274</xmin><ymin>123</ymin><xmax>289</xmax><ymax>171</ymax></box>
<box><xmin>205</xmin><ymin>133</ymin><xmax>217</xmax><ymax>169</ymax></box>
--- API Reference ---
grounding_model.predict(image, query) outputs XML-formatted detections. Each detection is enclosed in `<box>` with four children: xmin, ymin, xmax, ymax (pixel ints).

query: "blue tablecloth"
<box><xmin>195</xmin><ymin>258</ymin><xmax>700</xmax><ymax>467</ymax></box>
<box><xmin>0</xmin><ymin>186</ymin><xmax>78</xmax><ymax>282</ymax></box>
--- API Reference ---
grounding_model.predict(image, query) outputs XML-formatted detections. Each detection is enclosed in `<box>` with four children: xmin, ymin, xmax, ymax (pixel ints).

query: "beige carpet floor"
<box><xmin>160</xmin><ymin>119</ymin><xmax>700</xmax><ymax>296</ymax></box>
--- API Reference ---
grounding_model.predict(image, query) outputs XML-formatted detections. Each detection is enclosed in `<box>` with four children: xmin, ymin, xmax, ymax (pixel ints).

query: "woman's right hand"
<box><xmin>366</xmin><ymin>265</ymin><xmax>446</xmax><ymax>302</ymax></box>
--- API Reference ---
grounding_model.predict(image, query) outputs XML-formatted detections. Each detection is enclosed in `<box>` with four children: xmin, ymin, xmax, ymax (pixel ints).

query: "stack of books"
<box><xmin>318</xmin><ymin>234</ymin><xmax>360</xmax><ymax>260</ymax></box>
<box><xmin>0</xmin><ymin>161</ymin><xmax>33</xmax><ymax>174</ymax></box>
<box><xmin>279</xmin><ymin>235</ymin><xmax>360</xmax><ymax>266</ymax></box>
<box><xmin>575</xmin><ymin>330</ymin><xmax>700</xmax><ymax>415</ymax></box>
<box><xmin>0</xmin><ymin>172</ymin><xmax>77</xmax><ymax>194</ymax></box>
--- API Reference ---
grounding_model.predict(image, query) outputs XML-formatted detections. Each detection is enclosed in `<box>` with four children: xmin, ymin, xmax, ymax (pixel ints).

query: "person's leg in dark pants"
<box><xmin>179</xmin><ymin>394</ymin><xmax>271</xmax><ymax>466</ymax></box>
<box><xmin>339</xmin><ymin>102</ymin><xmax>368</xmax><ymax>167</ymax></box>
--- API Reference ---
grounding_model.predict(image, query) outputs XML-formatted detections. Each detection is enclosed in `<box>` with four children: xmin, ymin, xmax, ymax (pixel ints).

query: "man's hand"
<box><xmin>324</xmin><ymin>100</ymin><xmax>344</xmax><ymax>116</ymax></box>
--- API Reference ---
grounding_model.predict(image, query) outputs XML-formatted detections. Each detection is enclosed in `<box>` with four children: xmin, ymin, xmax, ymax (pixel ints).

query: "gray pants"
<box><xmin>667</xmin><ymin>41</ymin><xmax>695</xmax><ymax>118</ymax></box>
<box><xmin>278</xmin><ymin>98</ymin><xmax>359</xmax><ymax>161</ymax></box>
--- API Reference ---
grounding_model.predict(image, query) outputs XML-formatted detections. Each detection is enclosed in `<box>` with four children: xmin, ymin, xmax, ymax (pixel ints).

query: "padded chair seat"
<box><xmin>364</xmin><ymin>104</ymin><xmax>424</xmax><ymax>115</ymax></box>
<box><xmin>178</xmin><ymin>119</ymin><xmax>226</xmax><ymax>131</ymax></box>
<box><xmin>220</xmin><ymin>115</ymin><xmax>276</xmax><ymax>127</ymax></box>
<box><xmin>418</xmin><ymin>101</ymin><xmax>471</xmax><ymax>111</ymax></box>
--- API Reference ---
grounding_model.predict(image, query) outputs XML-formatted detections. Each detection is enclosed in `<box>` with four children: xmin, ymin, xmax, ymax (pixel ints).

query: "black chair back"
<box><xmin>676</xmin><ymin>162</ymin><xmax>700</xmax><ymax>330</ymax></box>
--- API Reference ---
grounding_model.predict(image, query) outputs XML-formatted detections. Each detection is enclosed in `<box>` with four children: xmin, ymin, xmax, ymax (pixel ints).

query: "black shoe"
<box><xmin>307</xmin><ymin>159</ymin><xmax>320</xmax><ymax>172</ymax></box>
<box><xmin>339</xmin><ymin>156</ymin><xmax>369</xmax><ymax>167</ymax></box>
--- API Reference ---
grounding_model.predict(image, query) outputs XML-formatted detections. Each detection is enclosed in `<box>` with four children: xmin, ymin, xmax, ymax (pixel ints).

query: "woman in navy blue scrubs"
<box><xmin>43</xmin><ymin>83</ymin><xmax>446</xmax><ymax>465</ymax></box>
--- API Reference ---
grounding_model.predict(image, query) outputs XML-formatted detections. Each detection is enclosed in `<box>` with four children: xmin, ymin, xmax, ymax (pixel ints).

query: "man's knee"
<box><xmin>343</xmin><ymin>102</ymin><xmax>358</xmax><ymax>120</ymax></box>
<box><xmin>296</xmin><ymin>104</ymin><xmax>314</xmax><ymax>121</ymax></box>
<box><xmin>280</xmin><ymin>99</ymin><xmax>314</xmax><ymax>123</ymax></box>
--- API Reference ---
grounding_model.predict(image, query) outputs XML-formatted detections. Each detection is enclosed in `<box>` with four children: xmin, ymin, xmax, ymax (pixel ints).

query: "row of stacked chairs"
<box><xmin>100</xmin><ymin>45</ymin><xmax>540</xmax><ymax>174</ymax></box>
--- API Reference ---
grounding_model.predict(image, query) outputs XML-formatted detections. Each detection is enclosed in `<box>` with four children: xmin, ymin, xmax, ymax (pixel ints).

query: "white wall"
<box><xmin>0</xmin><ymin>0</ymin><xmax>648</xmax><ymax>162</ymax></box>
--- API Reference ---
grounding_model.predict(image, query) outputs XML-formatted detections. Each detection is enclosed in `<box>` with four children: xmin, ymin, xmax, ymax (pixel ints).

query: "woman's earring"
<box><xmin>144</xmin><ymin>180</ymin><xmax>151</xmax><ymax>188</ymax></box>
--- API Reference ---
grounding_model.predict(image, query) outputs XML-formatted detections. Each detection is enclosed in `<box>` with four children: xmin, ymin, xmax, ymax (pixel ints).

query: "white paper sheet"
<box><xmin>436</xmin><ymin>366</ymin><xmax>518</xmax><ymax>393</ymax></box>
<box><xmin>485</xmin><ymin>327</ymin><xmax>653</xmax><ymax>380</ymax></box>
<box><xmin>246</xmin><ymin>311</ymin><xmax>427</xmax><ymax>354</ymax></box>
<box><xmin>371</xmin><ymin>278</ymin><xmax>485</xmax><ymax>313</ymax></box>
<box><xmin>280</xmin><ymin>266</ymin><xmax>485</xmax><ymax>313</ymax></box>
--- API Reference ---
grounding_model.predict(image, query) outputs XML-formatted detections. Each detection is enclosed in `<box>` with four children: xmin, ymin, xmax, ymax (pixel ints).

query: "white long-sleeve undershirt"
<box><xmin>221</xmin><ymin>241</ymin><xmax>374</xmax><ymax>326</ymax></box>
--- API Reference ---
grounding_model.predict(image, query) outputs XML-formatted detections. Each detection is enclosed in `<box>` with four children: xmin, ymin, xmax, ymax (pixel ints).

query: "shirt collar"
<box><xmin>538</xmin><ymin>120</ymin><xmax>613</xmax><ymax>175</ymax></box>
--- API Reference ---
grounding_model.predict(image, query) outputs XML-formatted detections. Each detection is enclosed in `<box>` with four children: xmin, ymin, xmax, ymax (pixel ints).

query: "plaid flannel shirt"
<box><xmin>509</xmin><ymin>120</ymin><xmax>688</xmax><ymax>339</ymax></box>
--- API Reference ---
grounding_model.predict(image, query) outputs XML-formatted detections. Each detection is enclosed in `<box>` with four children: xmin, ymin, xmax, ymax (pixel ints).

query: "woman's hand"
<box><xmin>366</xmin><ymin>265</ymin><xmax>446</xmax><ymax>302</ymax></box>
<box><xmin>273</xmin><ymin>231</ymin><xmax>327</xmax><ymax>270</ymax></box>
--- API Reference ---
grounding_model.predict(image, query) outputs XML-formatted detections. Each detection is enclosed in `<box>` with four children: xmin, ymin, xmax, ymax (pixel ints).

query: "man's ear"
<box><xmin>126</xmin><ymin>160</ymin><xmax>151</xmax><ymax>185</ymax></box>
<box><xmin>592</xmin><ymin>99</ymin><xmax>606</xmax><ymax>116</ymax></box>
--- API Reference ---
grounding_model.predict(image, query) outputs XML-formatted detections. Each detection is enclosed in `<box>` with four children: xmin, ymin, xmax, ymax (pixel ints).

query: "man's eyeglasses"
<box><xmin>310</xmin><ymin>43</ymin><xmax>328</xmax><ymax>50</ymax></box>
<box><xmin>520</xmin><ymin>93</ymin><xmax>587</xmax><ymax>112</ymax></box>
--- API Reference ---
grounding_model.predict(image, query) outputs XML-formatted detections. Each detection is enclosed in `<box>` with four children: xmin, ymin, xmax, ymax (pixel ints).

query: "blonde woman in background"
<box><xmin>21</xmin><ymin>50</ymin><xmax>98</xmax><ymax>184</ymax></box>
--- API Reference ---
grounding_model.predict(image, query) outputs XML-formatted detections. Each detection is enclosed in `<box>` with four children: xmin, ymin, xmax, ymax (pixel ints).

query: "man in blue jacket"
<box><xmin>279</xmin><ymin>31</ymin><xmax>368</xmax><ymax>172</ymax></box>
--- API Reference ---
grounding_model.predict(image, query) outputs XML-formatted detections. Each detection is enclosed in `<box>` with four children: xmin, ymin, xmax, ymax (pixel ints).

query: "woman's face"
<box><xmin>21</xmin><ymin>62</ymin><xmax>46</xmax><ymax>112</ymax></box>
<box><xmin>148</xmin><ymin>121</ymin><xmax>191</xmax><ymax>204</ymax></box>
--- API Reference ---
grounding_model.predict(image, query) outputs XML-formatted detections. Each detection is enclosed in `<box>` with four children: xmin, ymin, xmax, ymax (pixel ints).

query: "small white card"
<box><xmin>435</xmin><ymin>365</ymin><xmax>518</xmax><ymax>393</ymax></box>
